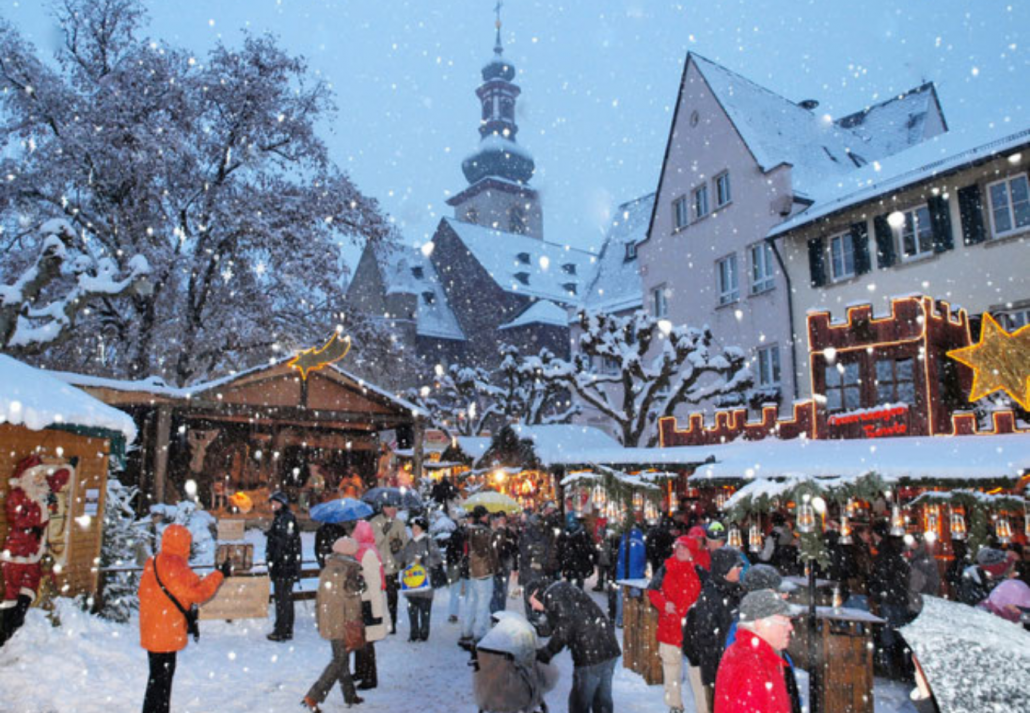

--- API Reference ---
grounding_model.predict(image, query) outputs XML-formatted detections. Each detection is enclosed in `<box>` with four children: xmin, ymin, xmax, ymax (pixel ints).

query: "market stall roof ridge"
<box><xmin>0</xmin><ymin>355</ymin><xmax>137</xmax><ymax>441</ymax></box>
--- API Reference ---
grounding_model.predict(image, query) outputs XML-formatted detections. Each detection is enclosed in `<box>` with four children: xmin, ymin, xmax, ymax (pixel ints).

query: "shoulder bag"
<box><xmin>154</xmin><ymin>556</ymin><xmax>201</xmax><ymax>642</ymax></box>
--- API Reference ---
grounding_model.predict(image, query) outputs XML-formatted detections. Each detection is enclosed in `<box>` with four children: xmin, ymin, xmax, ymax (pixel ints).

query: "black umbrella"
<box><xmin>361</xmin><ymin>486</ymin><xmax>423</xmax><ymax>511</ymax></box>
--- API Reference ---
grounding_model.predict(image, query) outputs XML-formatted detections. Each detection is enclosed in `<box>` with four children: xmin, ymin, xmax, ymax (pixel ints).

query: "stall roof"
<box><xmin>500</xmin><ymin>424</ymin><xmax>623</xmax><ymax>467</ymax></box>
<box><xmin>0</xmin><ymin>355</ymin><xmax>137</xmax><ymax>441</ymax></box>
<box><xmin>456</xmin><ymin>436</ymin><xmax>491</xmax><ymax>462</ymax></box>
<box><xmin>691</xmin><ymin>433</ymin><xmax>1030</xmax><ymax>485</ymax></box>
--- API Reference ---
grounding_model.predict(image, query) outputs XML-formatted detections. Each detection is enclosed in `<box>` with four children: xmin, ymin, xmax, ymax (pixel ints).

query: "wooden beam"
<box><xmin>153</xmin><ymin>405</ymin><xmax>173</xmax><ymax>504</ymax></box>
<box><xmin>413</xmin><ymin>418</ymin><xmax>425</xmax><ymax>483</ymax></box>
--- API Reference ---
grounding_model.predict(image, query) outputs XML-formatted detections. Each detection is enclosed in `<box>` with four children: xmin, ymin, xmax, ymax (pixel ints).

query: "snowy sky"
<box><xmin>5</xmin><ymin>0</ymin><xmax>1027</xmax><ymax>265</ymax></box>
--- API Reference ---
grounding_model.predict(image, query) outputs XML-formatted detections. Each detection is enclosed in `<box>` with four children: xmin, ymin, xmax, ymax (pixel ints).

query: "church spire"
<box><xmin>461</xmin><ymin>3</ymin><xmax>535</xmax><ymax>186</ymax></box>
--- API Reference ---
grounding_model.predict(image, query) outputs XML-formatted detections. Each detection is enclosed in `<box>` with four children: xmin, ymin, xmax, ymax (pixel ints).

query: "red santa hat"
<box><xmin>10</xmin><ymin>454</ymin><xmax>72</xmax><ymax>498</ymax></box>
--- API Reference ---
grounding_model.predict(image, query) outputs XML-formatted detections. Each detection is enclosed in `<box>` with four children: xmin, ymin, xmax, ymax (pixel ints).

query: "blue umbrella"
<box><xmin>362</xmin><ymin>486</ymin><xmax>423</xmax><ymax>511</ymax></box>
<box><xmin>309</xmin><ymin>497</ymin><xmax>374</xmax><ymax>524</ymax></box>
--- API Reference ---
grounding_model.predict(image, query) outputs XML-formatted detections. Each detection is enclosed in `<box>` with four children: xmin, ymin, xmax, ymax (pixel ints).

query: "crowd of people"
<box><xmin>136</xmin><ymin>481</ymin><xmax>1030</xmax><ymax>713</ymax></box>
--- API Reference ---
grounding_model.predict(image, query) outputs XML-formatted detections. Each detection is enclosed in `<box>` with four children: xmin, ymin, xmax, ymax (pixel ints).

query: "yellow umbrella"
<box><xmin>462</xmin><ymin>491</ymin><xmax>522</xmax><ymax>514</ymax></box>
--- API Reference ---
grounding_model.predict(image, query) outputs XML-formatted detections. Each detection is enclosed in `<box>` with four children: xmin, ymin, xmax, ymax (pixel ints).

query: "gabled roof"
<box><xmin>439</xmin><ymin>217</ymin><xmax>596</xmax><ymax>305</ymax></box>
<box><xmin>499</xmin><ymin>300</ymin><xmax>568</xmax><ymax>330</ymax></box>
<box><xmin>582</xmin><ymin>193</ymin><xmax>654</xmax><ymax>313</ymax></box>
<box><xmin>373</xmin><ymin>241</ymin><xmax>466</xmax><ymax>341</ymax></box>
<box><xmin>769</xmin><ymin>126</ymin><xmax>1030</xmax><ymax>238</ymax></box>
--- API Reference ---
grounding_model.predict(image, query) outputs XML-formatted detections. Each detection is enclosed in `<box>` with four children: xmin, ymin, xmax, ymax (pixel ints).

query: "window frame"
<box><xmin>749</xmin><ymin>242</ymin><xmax>776</xmax><ymax>294</ymax></box>
<box><xmin>1003</xmin><ymin>307</ymin><xmax>1030</xmax><ymax>330</ymax></box>
<box><xmin>716</xmin><ymin>254</ymin><xmax>739</xmax><ymax>306</ymax></box>
<box><xmin>625</xmin><ymin>242</ymin><xmax>637</xmax><ymax>261</ymax></box>
<box><xmin>828</xmin><ymin>231</ymin><xmax>856</xmax><ymax>282</ymax></box>
<box><xmin>673</xmin><ymin>195</ymin><xmax>689</xmax><ymax>231</ymax></box>
<box><xmin>694</xmin><ymin>184</ymin><xmax>710</xmax><ymax>220</ymax></box>
<box><xmin>874</xmin><ymin>357</ymin><xmax>916</xmax><ymax>406</ymax></box>
<box><xmin>715</xmin><ymin>172</ymin><xmax>732</xmax><ymax>208</ymax></box>
<box><xmin>986</xmin><ymin>174</ymin><xmax>1030</xmax><ymax>239</ymax></box>
<box><xmin>756</xmin><ymin>345</ymin><xmax>781</xmax><ymax>387</ymax></box>
<box><xmin>898</xmin><ymin>204</ymin><xmax>935</xmax><ymax>261</ymax></box>
<box><xmin>651</xmin><ymin>285</ymin><xmax>669</xmax><ymax>318</ymax></box>
<box><xmin>824</xmin><ymin>361</ymin><xmax>861</xmax><ymax>414</ymax></box>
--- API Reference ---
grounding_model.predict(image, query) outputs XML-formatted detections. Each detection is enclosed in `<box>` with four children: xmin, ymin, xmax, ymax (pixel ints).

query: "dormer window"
<box><xmin>625</xmin><ymin>242</ymin><xmax>637</xmax><ymax>261</ymax></box>
<box><xmin>411</xmin><ymin>266</ymin><xmax>424</xmax><ymax>280</ymax></box>
<box><xmin>514</xmin><ymin>272</ymin><xmax>530</xmax><ymax>285</ymax></box>
<box><xmin>563</xmin><ymin>282</ymin><xmax>578</xmax><ymax>295</ymax></box>
<box><xmin>562</xmin><ymin>263</ymin><xmax>577</xmax><ymax>275</ymax></box>
<box><xmin>422</xmin><ymin>291</ymin><xmax>436</xmax><ymax>305</ymax></box>
<box><xmin>517</xmin><ymin>252</ymin><xmax>531</xmax><ymax>265</ymax></box>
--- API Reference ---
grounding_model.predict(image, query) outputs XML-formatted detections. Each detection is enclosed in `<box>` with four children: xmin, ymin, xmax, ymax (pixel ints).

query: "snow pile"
<box><xmin>0</xmin><ymin>354</ymin><xmax>137</xmax><ymax>441</ymax></box>
<box><xmin>901</xmin><ymin>595</ymin><xmax>1030</xmax><ymax>712</ymax></box>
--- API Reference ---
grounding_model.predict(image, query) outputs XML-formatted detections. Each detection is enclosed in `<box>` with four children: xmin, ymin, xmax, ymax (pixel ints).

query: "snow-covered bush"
<box><xmin>96</xmin><ymin>478</ymin><xmax>142</xmax><ymax>622</ymax></box>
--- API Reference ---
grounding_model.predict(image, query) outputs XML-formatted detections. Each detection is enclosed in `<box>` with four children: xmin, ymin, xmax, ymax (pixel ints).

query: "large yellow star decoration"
<box><xmin>947</xmin><ymin>313</ymin><xmax>1030</xmax><ymax>410</ymax></box>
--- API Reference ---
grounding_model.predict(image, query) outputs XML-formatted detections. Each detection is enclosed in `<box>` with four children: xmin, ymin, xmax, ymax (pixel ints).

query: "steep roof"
<box><xmin>440</xmin><ymin>217</ymin><xmax>596</xmax><ymax>305</ymax></box>
<box><xmin>373</xmin><ymin>241</ymin><xmax>466</xmax><ymax>341</ymax></box>
<box><xmin>769</xmin><ymin>125</ymin><xmax>1030</xmax><ymax>238</ymax></box>
<box><xmin>499</xmin><ymin>300</ymin><xmax>569</xmax><ymax>330</ymax></box>
<box><xmin>834</xmin><ymin>83</ymin><xmax>947</xmax><ymax>162</ymax></box>
<box><xmin>582</xmin><ymin>193</ymin><xmax>654</xmax><ymax>314</ymax></box>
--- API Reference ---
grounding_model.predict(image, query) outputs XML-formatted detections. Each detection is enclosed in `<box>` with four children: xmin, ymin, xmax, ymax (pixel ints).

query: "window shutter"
<box><xmin>873</xmin><ymin>214</ymin><xmax>896</xmax><ymax>268</ymax></box>
<box><xmin>957</xmin><ymin>184</ymin><xmax>986</xmax><ymax>245</ymax></box>
<box><xmin>808</xmin><ymin>236</ymin><xmax>826</xmax><ymax>287</ymax></box>
<box><xmin>850</xmin><ymin>221</ymin><xmax>871</xmax><ymax>275</ymax></box>
<box><xmin>927</xmin><ymin>194</ymin><xmax>954</xmax><ymax>253</ymax></box>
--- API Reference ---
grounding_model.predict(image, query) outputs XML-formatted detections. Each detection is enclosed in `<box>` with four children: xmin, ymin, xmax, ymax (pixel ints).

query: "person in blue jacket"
<box><xmin>612</xmin><ymin>525</ymin><xmax>646</xmax><ymax>627</ymax></box>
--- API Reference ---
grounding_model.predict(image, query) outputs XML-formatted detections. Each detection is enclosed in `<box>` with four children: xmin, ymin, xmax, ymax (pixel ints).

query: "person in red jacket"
<box><xmin>714</xmin><ymin>589</ymin><xmax>800</xmax><ymax>713</ymax></box>
<box><xmin>138</xmin><ymin>524</ymin><xmax>227</xmax><ymax>713</ymax></box>
<box><xmin>647</xmin><ymin>535</ymin><xmax>703</xmax><ymax>713</ymax></box>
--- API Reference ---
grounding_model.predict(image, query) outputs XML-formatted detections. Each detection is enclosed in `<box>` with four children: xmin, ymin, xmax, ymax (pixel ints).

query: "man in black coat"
<box><xmin>528</xmin><ymin>579</ymin><xmax>621</xmax><ymax>713</ymax></box>
<box><xmin>868</xmin><ymin>520</ymin><xmax>912</xmax><ymax>679</ymax></box>
<box><xmin>266</xmin><ymin>491</ymin><xmax>302</xmax><ymax>641</ymax></box>
<box><xmin>682</xmin><ymin>547</ymin><xmax>745</xmax><ymax>711</ymax></box>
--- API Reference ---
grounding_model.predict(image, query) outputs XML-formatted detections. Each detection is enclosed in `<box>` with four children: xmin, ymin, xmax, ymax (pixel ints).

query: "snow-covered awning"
<box><xmin>0</xmin><ymin>355</ymin><xmax>137</xmax><ymax>442</ymax></box>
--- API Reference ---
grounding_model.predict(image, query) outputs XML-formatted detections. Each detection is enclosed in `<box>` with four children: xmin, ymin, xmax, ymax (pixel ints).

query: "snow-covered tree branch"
<box><xmin>541</xmin><ymin>310</ymin><xmax>753</xmax><ymax>447</ymax></box>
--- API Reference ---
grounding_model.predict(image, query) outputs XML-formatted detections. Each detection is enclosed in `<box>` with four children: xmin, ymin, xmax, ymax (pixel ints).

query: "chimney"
<box><xmin>799</xmin><ymin>99</ymin><xmax>819</xmax><ymax>111</ymax></box>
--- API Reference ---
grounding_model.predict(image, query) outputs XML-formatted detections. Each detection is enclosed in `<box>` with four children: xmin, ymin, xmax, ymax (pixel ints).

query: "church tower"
<box><xmin>446</xmin><ymin>6</ymin><xmax>543</xmax><ymax>238</ymax></box>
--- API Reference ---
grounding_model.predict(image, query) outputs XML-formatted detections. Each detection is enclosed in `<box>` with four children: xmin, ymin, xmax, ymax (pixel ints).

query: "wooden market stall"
<box><xmin>0</xmin><ymin>355</ymin><xmax>137</xmax><ymax>607</ymax></box>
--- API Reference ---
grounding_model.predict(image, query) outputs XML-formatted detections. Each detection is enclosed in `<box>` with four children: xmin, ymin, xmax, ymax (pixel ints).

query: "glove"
<box><xmin>536</xmin><ymin>648</ymin><xmax>552</xmax><ymax>664</ymax></box>
<box><xmin>389</xmin><ymin>539</ymin><xmax>403</xmax><ymax>555</ymax></box>
<box><xmin>218</xmin><ymin>560</ymin><xmax>233</xmax><ymax>578</ymax></box>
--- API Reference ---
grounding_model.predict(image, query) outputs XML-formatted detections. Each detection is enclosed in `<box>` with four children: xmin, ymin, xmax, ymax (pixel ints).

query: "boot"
<box><xmin>0</xmin><ymin>607</ymin><xmax>14</xmax><ymax>648</ymax></box>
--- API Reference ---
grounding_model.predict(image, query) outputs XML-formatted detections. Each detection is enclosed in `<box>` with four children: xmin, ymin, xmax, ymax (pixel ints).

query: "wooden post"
<box><xmin>153</xmin><ymin>405</ymin><xmax>173</xmax><ymax>504</ymax></box>
<box><xmin>412</xmin><ymin>417</ymin><xmax>424</xmax><ymax>483</ymax></box>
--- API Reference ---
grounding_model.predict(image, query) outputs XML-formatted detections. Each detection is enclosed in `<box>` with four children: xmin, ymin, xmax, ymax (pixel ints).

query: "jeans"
<box><xmin>272</xmin><ymin>577</ymin><xmax>295</xmax><ymax>637</ymax></box>
<box><xmin>308</xmin><ymin>639</ymin><xmax>358</xmax><ymax>704</ymax></box>
<box><xmin>142</xmin><ymin>651</ymin><xmax>176</xmax><ymax>713</ymax></box>
<box><xmin>407</xmin><ymin>595</ymin><xmax>433</xmax><ymax>641</ymax></box>
<box><xmin>461</xmin><ymin>576</ymin><xmax>494</xmax><ymax>640</ymax></box>
<box><xmin>490</xmin><ymin>571</ymin><xmax>510</xmax><ymax>614</ymax></box>
<box><xmin>385</xmin><ymin>575</ymin><xmax>400</xmax><ymax>631</ymax></box>
<box><xmin>354</xmin><ymin>642</ymin><xmax>376</xmax><ymax>687</ymax></box>
<box><xmin>569</xmin><ymin>657</ymin><xmax>616</xmax><ymax>713</ymax></box>
<box><xmin>447</xmin><ymin>578</ymin><xmax>464</xmax><ymax>619</ymax></box>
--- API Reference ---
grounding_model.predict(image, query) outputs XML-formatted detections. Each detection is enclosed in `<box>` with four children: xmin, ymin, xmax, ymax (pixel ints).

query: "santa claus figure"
<box><xmin>0</xmin><ymin>454</ymin><xmax>71</xmax><ymax>647</ymax></box>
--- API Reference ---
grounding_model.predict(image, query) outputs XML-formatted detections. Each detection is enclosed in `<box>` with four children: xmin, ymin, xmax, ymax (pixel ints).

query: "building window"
<box><xmin>829</xmin><ymin>231</ymin><xmax>856</xmax><ymax>281</ymax></box>
<box><xmin>673</xmin><ymin>196</ymin><xmax>689</xmax><ymax>230</ymax></box>
<box><xmin>411</xmin><ymin>266</ymin><xmax>424</xmax><ymax>280</ymax></box>
<box><xmin>987</xmin><ymin>175</ymin><xmax>1030</xmax><ymax>238</ymax></box>
<box><xmin>825</xmin><ymin>362</ymin><xmax>860</xmax><ymax>413</ymax></box>
<box><xmin>514</xmin><ymin>272</ymin><xmax>530</xmax><ymax>285</ymax></box>
<box><xmin>500</xmin><ymin>96</ymin><xmax>515</xmax><ymax>120</ymax></box>
<box><xmin>465</xmin><ymin>207</ymin><xmax>479</xmax><ymax>223</ymax></box>
<box><xmin>562</xmin><ymin>263</ymin><xmax>577</xmax><ymax>275</ymax></box>
<box><xmin>563</xmin><ymin>282</ymin><xmax>578</xmax><ymax>295</ymax></box>
<box><xmin>756</xmin><ymin>345</ymin><xmax>781</xmax><ymax>386</ymax></box>
<box><xmin>875</xmin><ymin>358</ymin><xmax>915</xmax><ymax>406</ymax></box>
<box><xmin>651</xmin><ymin>286</ymin><xmax>668</xmax><ymax>318</ymax></box>
<box><xmin>899</xmin><ymin>205</ymin><xmax>934</xmax><ymax>260</ymax></box>
<box><xmin>1003</xmin><ymin>307</ymin><xmax>1030</xmax><ymax>330</ymax></box>
<box><xmin>510</xmin><ymin>207</ymin><xmax>528</xmax><ymax>234</ymax></box>
<box><xmin>517</xmin><ymin>252</ymin><xmax>531</xmax><ymax>264</ymax></box>
<box><xmin>717</xmin><ymin>254</ymin><xmax>739</xmax><ymax>305</ymax></box>
<box><xmin>694</xmin><ymin>185</ymin><xmax>709</xmax><ymax>220</ymax></box>
<box><xmin>601</xmin><ymin>356</ymin><xmax>620</xmax><ymax>375</ymax></box>
<box><xmin>421</xmin><ymin>291</ymin><xmax>436</xmax><ymax>306</ymax></box>
<box><xmin>625</xmin><ymin>242</ymin><xmax>637</xmax><ymax>261</ymax></box>
<box><xmin>716</xmin><ymin>172</ymin><xmax>731</xmax><ymax>208</ymax></box>
<box><xmin>750</xmin><ymin>242</ymin><xmax>775</xmax><ymax>294</ymax></box>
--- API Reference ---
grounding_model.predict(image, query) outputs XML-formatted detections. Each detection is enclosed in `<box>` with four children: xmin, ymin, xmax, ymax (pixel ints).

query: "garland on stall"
<box><xmin>909</xmin><ymin>490</ymin><xmax>1028</xmax><ymax>556</ymax></box>
<box><xmin>560</xmin><ymin>464</ymin><xmax>673</xmax><ymax>523</ymax></box>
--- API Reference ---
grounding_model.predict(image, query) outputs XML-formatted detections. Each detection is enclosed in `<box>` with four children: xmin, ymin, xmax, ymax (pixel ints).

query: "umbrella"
<box><xmin>462</xmin><ymin>491</ymin><xmax>521</xmax><ymax>514</ymax></box>
<box><xmin>362</xmin><ymin>486</ymin><xmax>423</xmax><ymax>511</ymax></box>
<box><xmin>309</xmin><ymin>497</ymin><xmax>373</xmax><ymax>524</ymax></box>
<box><xmin>899</xmin><ymin>595</ymin><xmax>1030</xmax><ymax>712</ymax></box>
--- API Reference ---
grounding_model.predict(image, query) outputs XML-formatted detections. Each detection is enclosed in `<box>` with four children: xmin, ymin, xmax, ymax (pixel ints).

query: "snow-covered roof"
<box><xmin>582</xmin><ymin>193</ymin><xmax>653</xmax><ymax>314</ymax></box>
<box><xmin>769</xmin><ymin>125</ymin><xmax>1030</xmax><ymax>238</ymax></box>
<box><xmin>834</xmin><ymin>83</ymin><xmax>944</xmax><ymax>162</ymax></box>
<box><xmin>504</xmin><ymin>423</ymin><xmax>623</xmax><ymax>466</ymax></box>
<box><xmin>0</xmin><ymin>355</ymin><xmax>137</xmax><ymax>441</ymax></box>
<box><xmin>51</xmin><ymin>370</ymin><xmax>182</xmax><ymax>398</ymax></box>
<box><xmin>456</xmin><ymin>436</ymin><xmax>491</xmax><ymax>461</ymax></box>
<box><xmin>373</xmin><ymin>241</ymin><xmax>465</xmax><ymax>341</ymax></box>
<box><xmin>499</xmin><ymin>300</ymin><xmax>569</xmax><ymax>330</ymax></box>
<box><xmin>692</xmin><ymin>432</ymin><xmax>1030</xmax><ymax>485</ymax></box>
<box><xmin>465</xmin><ymin>132</ymin><xmax>534</xmax><ymax>164</ymax></box>
<box><xmin>441</xmin><ymin>217</ymin><xmax>596</xmax><ymax>305</ymax></box>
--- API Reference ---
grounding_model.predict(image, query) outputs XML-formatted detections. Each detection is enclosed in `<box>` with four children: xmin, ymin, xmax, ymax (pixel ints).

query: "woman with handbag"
<box><xmin>399</xmin><ymin>516</ymin><xmax>443</xmax><ymax>641</ymax></box>
<box><xmin>138</xmin><ymin>524</ymin><xmax>228</xmax><ymax>713</ymax></box>
<box><xmin>352</xmin><ymin>520</ymin><xmax>387</xmax><ymax>690</ymax></box>
<box><xmin>302</xmin><ymin>537</ymin><xmax>367</xmax><ymax>711</ymax></box>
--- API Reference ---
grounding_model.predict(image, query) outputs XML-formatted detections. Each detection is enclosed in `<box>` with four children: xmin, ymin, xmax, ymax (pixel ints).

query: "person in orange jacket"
<box><xmin>138</xmin><ymin>524</ymin><xmax>228</xmax><ymax>713</ymax></box>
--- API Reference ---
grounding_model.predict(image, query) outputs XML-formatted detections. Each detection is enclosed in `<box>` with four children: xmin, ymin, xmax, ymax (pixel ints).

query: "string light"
<box><xmin>748</xmin><ymin>524</ymin><xmax>763</xmax><ymax>553</ymax></box>
<box><xmin>727</xmin><ymin>526</ymin><xmax>743</xmax><ymax>549</ymax></box>
<box><xmin>949</xmin><ymin>508</ymin><xmax>967</xmax><ymax>540</ymax></box>
<box><xmin>797</xmin><ymin>494</ymin><xmax>816</xmax><ymax>534</ymax></box>
<box><xmin>890</xmin><ymin>503</ymin><xmax>906</xmax><ymax>537</ymax></box>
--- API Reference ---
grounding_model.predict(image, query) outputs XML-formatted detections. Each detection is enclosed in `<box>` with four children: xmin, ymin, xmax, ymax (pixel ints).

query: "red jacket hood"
<box><xmin>160</xmin><ymin>525</ymin><xmax>192</xmax><ymax>559</ymax></box>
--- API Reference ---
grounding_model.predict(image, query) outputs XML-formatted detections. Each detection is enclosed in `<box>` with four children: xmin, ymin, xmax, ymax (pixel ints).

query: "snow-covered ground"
<box><xmin>0</xmin><ymin>529</ymin><xmax>918</xmax><ymax>712</ymax></box>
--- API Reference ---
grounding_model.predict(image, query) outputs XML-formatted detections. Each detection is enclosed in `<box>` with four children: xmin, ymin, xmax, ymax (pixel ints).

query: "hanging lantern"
<box><xmin>632</xmin><ymin>491</ymin><xmax>644</xmax><ymax>512</ymax></box>
<box><xmin>845</xmin><ymin>498</ymin><xmax>857</xmax><ymax>519</ymax></box>
<box><xmin>796</xmin><ymin>496</ymin><xmax>816</xmax><ymax>534</ymax></box>
<box><xmin>995</xmin><ymin>516</ymin><xmax>1013</xmax><ymax>545</ymax></box>
<box><xmin>839</xmin><ymin>515</ymin><xmax>853</xmax><ymax>545</ymax></box>
<box><xmin>727</xmin><ymin>526</ymin><xmax>743</xmax><ymax>549</ymax></box>
<box><xmin>925</xmin><ymin>504</ymin><xmax>939</xmax><ymax>540</ymax></box>
<box><xmin>949</xmin><ymin>509</ymin><xmax>967</xmax><ymax>540</ymax></box>
<box><xmin>890</xmin><ymin>504</ymin><xmax>906</xmax><ymax>537</ymax></box>
<box><xmin>748</xmin><ymin>524</ymin><xmax>763</xmax><ymax>553</ymax></box>
<box><xmin>591</xmin><ymin>485</ymin><xmax>606</xmax><ymax>510</ymax></box>
<box><xmin>644</xmin><ymin>499</ymin><xmax>658</xmax><ymax>522</ymax></box>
